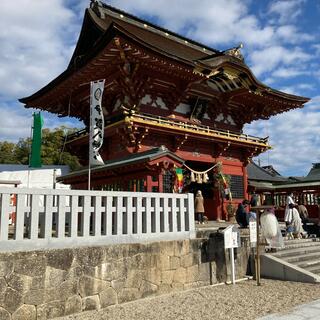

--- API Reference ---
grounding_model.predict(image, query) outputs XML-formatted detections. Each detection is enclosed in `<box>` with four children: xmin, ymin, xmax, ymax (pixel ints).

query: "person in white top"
<box><xmin>284</xmin><ymin>192</ymin><xmax>295</xmax><ymax>223</ymax></box>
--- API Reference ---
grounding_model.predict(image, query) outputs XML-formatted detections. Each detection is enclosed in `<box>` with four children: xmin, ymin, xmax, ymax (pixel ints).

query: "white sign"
<box><xmin>90</xmin><ymin>79</ymin><xmax>105</xmax><ymax>166</ymax></box>
<box><xmin>223</xmin><ymin>225</ymin><xmax>240</xmax><ymax>249</ymax></box>
<box><xmin>249</xmin><ymin>220</ymin><xmax>257</xmax><ymax>243</ymax></box>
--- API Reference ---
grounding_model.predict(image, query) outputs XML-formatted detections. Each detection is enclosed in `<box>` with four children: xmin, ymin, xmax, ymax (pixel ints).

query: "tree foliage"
<box><xmin>0</xmin><ymin>127</ymin><xmax>81</xmax><ymax>171</ymax></box>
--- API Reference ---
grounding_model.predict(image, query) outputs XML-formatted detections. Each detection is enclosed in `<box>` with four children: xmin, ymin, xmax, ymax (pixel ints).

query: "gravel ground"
<box><xmin>57</xmin><ymin>279</ymin><xmax>320</xmax><ymax>320</ymax></box>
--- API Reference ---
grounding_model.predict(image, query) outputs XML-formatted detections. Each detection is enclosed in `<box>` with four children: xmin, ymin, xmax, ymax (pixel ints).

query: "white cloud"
<box><xmin>246</xmin><ymin>106</ymin><xmax>320</xmax><ymax>176</ymax></box>
<box><xmin>0</xmin><ymin>0</ymin><xmax>78</xmax><ymax>100</ymax></box>
<box><xmin>250</xmin><ymin>46</ymin><xmax>311</xmax><ymax>77</ymax></box>
<box><xmin>268</xmin><ymin>0</ymin><xmax>305</xmax><ymax>24</ymax></box>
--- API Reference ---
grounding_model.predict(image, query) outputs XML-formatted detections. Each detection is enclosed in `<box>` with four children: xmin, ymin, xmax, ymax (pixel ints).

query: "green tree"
<box><xmin>0</xmin><ymin>127</ymin><xmax>81</xmax><ymax>171</ymax></box>
<box><xmin>0</xmin><ymin>141</ymin><xmax>16</xmax><ymax>163</ymax></box>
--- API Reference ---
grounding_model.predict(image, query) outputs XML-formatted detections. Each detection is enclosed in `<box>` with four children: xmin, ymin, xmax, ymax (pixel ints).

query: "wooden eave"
<box><xmin>19</xmin><ymin>2</ymin><xmax>309</xmax><ymax>125</ymax></box>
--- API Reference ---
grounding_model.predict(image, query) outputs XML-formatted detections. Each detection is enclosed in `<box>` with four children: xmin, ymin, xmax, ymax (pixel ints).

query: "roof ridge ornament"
<box><xmin>90</xmin><ymin>0</ymin><xmax>105</xmax><ymax>18</ymax></box>
<box><xmin>223</xmin><ymin>43</ymin><xmax>244</xmax><ymax>62</ymax></box>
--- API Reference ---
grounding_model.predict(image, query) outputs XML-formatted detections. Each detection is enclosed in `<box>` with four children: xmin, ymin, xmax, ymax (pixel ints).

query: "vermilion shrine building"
<box><xmin>20</xmin><ymin>1</ymin><xmax>309</xmax><ymax>220</ymax></box>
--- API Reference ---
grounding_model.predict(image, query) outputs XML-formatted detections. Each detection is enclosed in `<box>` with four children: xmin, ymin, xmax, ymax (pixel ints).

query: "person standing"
<box><xmin>284</xmin><ymin>192</ymin><xmax>295</xmax><ymax>223</ymax></box>
<box><xmin>195</xmin><ymin>190</ymin><xmax>205</xmax><ymax>224</ymax></box>
<box><xmin>236</xmin><ymin>200</ymin><xmax>250</xmax><ymax>228</ymax></box>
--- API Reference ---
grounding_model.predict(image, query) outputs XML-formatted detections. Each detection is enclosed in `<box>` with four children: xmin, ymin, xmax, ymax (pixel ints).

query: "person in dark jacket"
<box><xmin>236</xmin><ymin>200</ymin><xmax>250</xmax><ymax>227</ymax></box>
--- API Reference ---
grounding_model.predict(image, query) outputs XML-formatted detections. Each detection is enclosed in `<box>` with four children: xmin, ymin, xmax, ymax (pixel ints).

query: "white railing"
<box><xmin>0</xmin><ymin>188</ymin><xmax>195</xmax><ymax>252</ymax></box>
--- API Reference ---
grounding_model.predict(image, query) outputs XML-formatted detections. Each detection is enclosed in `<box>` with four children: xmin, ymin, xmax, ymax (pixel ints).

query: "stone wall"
<box><xmin>0</xmin><ymin>233</ymin><xmax>251</xmax><ymax>319</ymax></box>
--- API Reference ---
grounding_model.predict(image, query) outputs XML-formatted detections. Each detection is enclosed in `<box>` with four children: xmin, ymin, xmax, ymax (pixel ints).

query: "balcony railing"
<box><xmin>65</xmin><ymin>113</ymin><xmax>269</xmax><ymax>147</ymax></box>
<box><xmin>130</xmin><ymin>113</ymin><xmax>269</xmax><ymax>147</ymax></box>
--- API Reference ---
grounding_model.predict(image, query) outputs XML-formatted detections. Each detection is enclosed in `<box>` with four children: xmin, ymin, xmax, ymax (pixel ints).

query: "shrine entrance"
<box><xmin>183</xmin><ymin>161</ymin><xmax>223</xmax><ymax>221</ymax></box>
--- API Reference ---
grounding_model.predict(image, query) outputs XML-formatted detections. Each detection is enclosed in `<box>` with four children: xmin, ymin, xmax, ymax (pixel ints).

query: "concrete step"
<box><xmin>284</xmin><ymin>252</ymin><xmax>320</xmax><ymax>264</ymax></box>
<box><xmin>273</xmin><ymin>244</ymin><xmax>320</xmax><ymax>258</ymax></box>
<box><xmin>260</xmin><ymin>237</ymin><xmax>320</xmax><ymax>283</ymax></box>
<box><xmin>297</xmin><ymin>259</ymin><xmax>320</xmax><ymax>273</ymax></box>
<box><xmin>281</xmin><ymin>238</ymin><xmax>320</xmax><ymax>249</ymax></box>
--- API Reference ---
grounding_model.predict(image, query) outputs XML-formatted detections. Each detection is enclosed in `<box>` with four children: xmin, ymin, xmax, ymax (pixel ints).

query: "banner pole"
<box><xmin>88</xmin><ymin>82</ymin><xmax>92</xmax><ymax>191</ymax></box>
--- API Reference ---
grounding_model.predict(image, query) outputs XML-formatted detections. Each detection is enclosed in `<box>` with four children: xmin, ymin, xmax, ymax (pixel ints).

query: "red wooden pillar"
<box><xmin>146</xmin><ymin>175</ymin><xmax>152</xmax><ymax>192</ymax></box>
<box><xmin>158</xmin><ymin>173</ymin><xmax>163</xmax><ymax>193</ymax></box>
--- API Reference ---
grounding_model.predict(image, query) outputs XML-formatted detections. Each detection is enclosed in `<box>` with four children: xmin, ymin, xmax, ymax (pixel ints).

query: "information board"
<box><xmin>223</xmin><ymin>225</ymin><xmax>240</xmax><ymax>249</ymax></box>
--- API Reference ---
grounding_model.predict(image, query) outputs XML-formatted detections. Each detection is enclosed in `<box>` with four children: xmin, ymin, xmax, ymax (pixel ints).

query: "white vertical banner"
<box><xmin>90</xmin><ymin>79</ymin><xmax>105</xmax><ymax>166</ymax></box>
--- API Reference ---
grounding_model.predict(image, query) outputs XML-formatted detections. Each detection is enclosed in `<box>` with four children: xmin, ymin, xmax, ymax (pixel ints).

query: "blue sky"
<box><xmin>0</xmin><ymin>0</ymin><xmax>319</xmax><ymax>176</ymax></box>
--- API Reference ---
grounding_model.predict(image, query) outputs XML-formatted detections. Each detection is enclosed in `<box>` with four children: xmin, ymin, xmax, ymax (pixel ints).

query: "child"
<box><xmin>286</xmin><ymin>223</ymin><xmax>294</xmax><ymax>240</ymax></box>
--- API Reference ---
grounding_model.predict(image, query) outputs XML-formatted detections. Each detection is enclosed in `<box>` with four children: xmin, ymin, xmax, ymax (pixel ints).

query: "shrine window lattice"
<box><xmin>163</xmin><ymin>170</ymin><xmax>175</xmax><ymax>193</ymax></box>
<box><xmin>230</xmin><ymin>175</ymin><xmax>244</xmax><ymax>199</ymax></box>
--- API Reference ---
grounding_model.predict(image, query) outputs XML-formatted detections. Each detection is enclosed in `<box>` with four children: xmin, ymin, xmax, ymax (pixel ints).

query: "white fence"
<box><xmin>0</xmin><ymin>188</ymin><xmax>195</xmax><ymax>252</ymax></box>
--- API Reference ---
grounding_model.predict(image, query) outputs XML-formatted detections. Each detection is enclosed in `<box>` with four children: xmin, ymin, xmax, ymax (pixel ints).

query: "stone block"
<box><xmin>45</xmin><ymin>267</ymin><xmax>68</xmax><ymax>287</ymax></box>
<box><xmin>0</xmin><ymin>277</ymin><xmax>7</xmax><ymax>295</ymax></box>
<box><xmin>79</xmin><ymin>276</ymin><xmax>110</xmax><ymax>297</ymax></box>
<box><xmin>144</xmin><ymin>268</ymin><xmax>161</xmax><ymax>286</ymax></box>
<box><xmin>157</xmin><ymin>283</ymin><xmax>171</xmax><ymax>295</ymax></box>
<box><xmin>198</xmin><ymin>262</ymin><xmax>210</xmax><ymax>282</ymax></box>
<box><xmin>173</xmin><ymin>267</ymin><xmax>187</xmax><ymax>284</ymax></box>
<box><xmin>14</xmin><ymin>254</ymin><xmax>46</xmax><ymax>278</ymax></box>
<box><xmin>111</xmin><ymin>278</ymin><xmax>125</xmax><ymax>292</ymax></box>
<box><xmin>118</xmin><ymin>288</ymin><xmax>141</xmax><ymax>304</ymax></box>
<box><xmin>93</xmin><ymin>263</ymin><xmax>112</xmax><ymax>281</ymax></box>
<box><xmin>155</xmin><ymin>255</ymin><xmax>171</xmax><ymax>270</ymax></box>
<box><xmin>124</xmin><ymin>270</ymin><xmax>144</xmax><ymax>288</ymax></box>
<box><xmin>24</xmin><ymin>289</ymin><xmax>45</xmax><ymax>305</ymax></box>
<box><xmin>181</xmin><ymin>253</ymin><xmax>196</xmax><ymax>268</ymax></box>
<box><xmin>76</xmin><ymin>247</ymin><xmax>105</xmax><ymax>267</ymax></box>
<box><xmin>46</xmin><ymin>249</ymin><xmax>74</xmax><ymax>270</ymax></box>
<box><xmin>82</xmin><ymin>295</ymin><xmax>100</xmax><ymax>311</ymax></box>
<box><xmin>65</xmin><ymin>295</ymin><xmax>82</xmax><ymax>315</ymax></box>
<box><xmin>59</xmin><ymin>280</ymin><xmax>78</xmax><ymax>301</ymax></box>
<box><xmin>140</xmin><ymin>280</ymin><xmax>158</xmax><ymax>298</ymax></box>
<box><xmin>37</xmin><ymin>300</ymin><xmax>65</xmax><ymax>320</ymax></box>
<box><xmin>2</xmin><ymin>287</ymin><xmax>23</xmax><ymax>313</ymax></box>
<box><xmin>0</xmin><ymin>260</ymin><xmax>14</xmax><ymax>277</ymax></box>
<box><xmin>174</xmin><ymin>240</ymin><xmax>190</xmax><ymax>256</ymax></box>
<box><xmin>171</xmin><ymin>282</ymin><xmax>184</xmax><ymax>292</ymax></box>
<box><xmin>6</xmin><ymin>272</ymin><xmax>32</xmax><ymax>294</ymax></box>
<box><xmin>12</xmin><ymin>304</ymin><xmax>36</xmax><ymax>320</ymax></box>
<box><xmin>170</xmin><ymin>256</ymin><xmax>180</xmax><ymax>269</ymax></box>
<box><xmin>186</xmin><ymin>265</ymin><xmax>199</xmax><ymax>283</ymax></box>
<box><xmin>30</xmin><ymin>275</ymin><xmax>45</xmax><ymax>291</ymax></box>
<box><xmin>0</xmin><ymin>307</ymin><xmax>11</xmax><ymax>320</ymax></box>
<box><xmin>159</xmin><ymin>241</ymin><xmax>175</xmax><ymax>256</ymax></box>
<box><xmin>99</xmin><ymin>287</ymin><xmax>118</xmax><ymax>308</ymax></box>
<box><xmin>161</xmin><ymin>270</ymin><xmax>174</xmax><ymax>285</ymax></box>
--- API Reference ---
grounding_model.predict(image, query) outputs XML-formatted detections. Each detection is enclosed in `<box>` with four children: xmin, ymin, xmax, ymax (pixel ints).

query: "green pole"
<box><xmin>29</xmin><ymin>112</ymin><xmax>43</xmax><ymax>168</ymax></box>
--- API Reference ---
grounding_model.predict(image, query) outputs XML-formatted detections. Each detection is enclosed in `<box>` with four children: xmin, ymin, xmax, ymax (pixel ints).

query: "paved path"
<box><xmin>259</xmin><ymin>299</ymin><xmax>320</xmax><ymax>320</ymax></box>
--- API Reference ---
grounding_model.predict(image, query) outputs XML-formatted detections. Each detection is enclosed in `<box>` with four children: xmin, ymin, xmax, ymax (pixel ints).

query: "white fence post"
<box><xmin>0</xmin><ymin>188</ymin><xmax>195</xmax><ymax>252</ymax></box>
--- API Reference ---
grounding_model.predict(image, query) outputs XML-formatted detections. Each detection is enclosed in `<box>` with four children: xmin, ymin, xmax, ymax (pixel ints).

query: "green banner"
<box><xmin>29</xmin><ymin>112</ymin><xmax>43</xmax><ymax>168</ymax></box>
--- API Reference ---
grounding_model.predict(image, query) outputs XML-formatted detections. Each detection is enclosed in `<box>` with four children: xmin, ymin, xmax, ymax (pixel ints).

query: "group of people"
<box><xmin>284</xmin><ymin>193</ymin><xmax>308</xmax><ymax>239</ymax></box>
<box><xmin>235</xmin><ymin>192</ymin><xmax>308</xmax><ymax>239</ymax></box>
<box><xmin>195</xmin><ymin>189</ymin><xmax>311</xmax><ymax>239</ymax></box>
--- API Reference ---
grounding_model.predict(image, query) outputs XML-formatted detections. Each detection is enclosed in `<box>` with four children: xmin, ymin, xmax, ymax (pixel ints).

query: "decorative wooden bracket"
<box><xmin>174</xmin><ymin>134</ymin><xmax>188</xmax><ymax>151</ymax></box>
<box><xmin>213</xmin><ymin>142</ymin><xmax>231</xmax><ymax>158</ymax></box>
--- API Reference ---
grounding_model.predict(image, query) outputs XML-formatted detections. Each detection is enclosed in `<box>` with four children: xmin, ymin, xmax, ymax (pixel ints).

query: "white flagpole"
<box><xmin>88</xmin><ymin>82</ymin><xmax>93</xmax><ymax>191</ymax></box>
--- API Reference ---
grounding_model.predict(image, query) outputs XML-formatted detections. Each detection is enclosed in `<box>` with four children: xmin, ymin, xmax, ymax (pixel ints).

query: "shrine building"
<box><xmin>20</xmin><ymin>1</ymin><xmax>309</xmax><ymax>220</ymax></box>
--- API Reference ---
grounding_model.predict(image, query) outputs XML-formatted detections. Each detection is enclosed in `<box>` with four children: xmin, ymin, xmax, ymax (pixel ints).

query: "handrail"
<box><xmin>130</xmin><ymin>113</ymin><xmax>269</xmax><ymax>146</ymax></box>
<box><xmin>65</xmin><ymin>113</ymin><xmax>269</xmax><ymax>146</ymax></box>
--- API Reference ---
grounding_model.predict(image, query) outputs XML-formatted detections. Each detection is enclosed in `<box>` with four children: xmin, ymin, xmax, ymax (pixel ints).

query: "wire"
<box><xmin>59</xmin><ymin>93</ymin><xmax>72</xmax><ymax>164</ymax></box>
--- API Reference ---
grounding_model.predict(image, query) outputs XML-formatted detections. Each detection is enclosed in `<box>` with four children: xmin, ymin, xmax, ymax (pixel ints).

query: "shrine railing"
<box><xmin>0</xmin><ymin>188</ymin><xmax>195</xmax><ymax>252</ymax></box>
<box><xmin>65</xmin><ymin>112</ymin><xmax>269</xmax><ymax>147</ymax></box>
<box><xmin>130</xmin><ymin>113</ymin><xmax>270</xmax><ymax>147</ymax></box>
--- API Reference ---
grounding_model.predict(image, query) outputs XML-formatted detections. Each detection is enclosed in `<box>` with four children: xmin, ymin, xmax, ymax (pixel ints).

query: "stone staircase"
<box><xmin>260</xmin><ymin>238</ymin><xmax>320</xmax><ymax>283</ymax></box>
